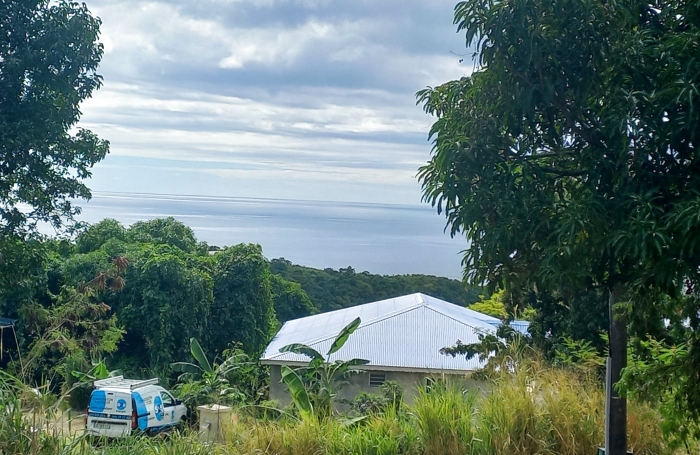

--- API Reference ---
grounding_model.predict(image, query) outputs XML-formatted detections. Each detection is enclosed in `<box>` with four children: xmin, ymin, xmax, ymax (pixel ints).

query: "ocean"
<box><xmin>75</xmin><ymin>192</ymin><xmax>466</xmax><ymax>279</ymax></box>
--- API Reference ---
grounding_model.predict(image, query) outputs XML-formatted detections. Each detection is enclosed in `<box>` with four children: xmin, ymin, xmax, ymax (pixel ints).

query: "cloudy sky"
<box><xmin>79</xmin><ymin>0</ymin><xmax>474</xmax><ymax>206</ymax></box>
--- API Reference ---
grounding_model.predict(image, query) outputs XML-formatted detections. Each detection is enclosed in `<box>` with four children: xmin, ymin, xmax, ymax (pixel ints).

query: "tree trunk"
<box><xmin>605</xmin><ymin>285</ymin><xmax>627</xmax><ymax>455</ymax></box>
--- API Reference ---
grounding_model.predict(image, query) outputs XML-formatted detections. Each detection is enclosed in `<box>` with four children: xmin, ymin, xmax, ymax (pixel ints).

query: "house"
<box><xmin>261</xmin><ymin>293</ymin><xmax>529</xmax><ymax>404</ymax></box>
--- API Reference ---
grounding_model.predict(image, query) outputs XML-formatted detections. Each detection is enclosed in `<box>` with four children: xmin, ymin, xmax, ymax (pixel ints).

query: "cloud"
<box><xmin>80</xmin><ymin>0</ymin><xmax>473</xmax><ymax>205</ymax></box>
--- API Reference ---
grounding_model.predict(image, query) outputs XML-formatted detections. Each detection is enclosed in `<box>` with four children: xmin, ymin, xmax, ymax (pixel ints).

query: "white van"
<box><xmin>85</xmin><ymin>376</ymin><xmax>187</xmax><ymax>438</ymax></box>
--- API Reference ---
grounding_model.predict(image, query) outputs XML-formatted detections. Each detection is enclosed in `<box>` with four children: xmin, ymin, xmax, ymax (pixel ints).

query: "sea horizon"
<box><xmin>72</xmin><ymin>191</ymin><xmax>466</xmax><ymax>279</ymax></box>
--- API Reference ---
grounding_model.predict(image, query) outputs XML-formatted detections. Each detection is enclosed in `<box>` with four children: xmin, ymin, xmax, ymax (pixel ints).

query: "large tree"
<box><xmin>207</xmin><ymin>244</ymin><xmax>275</xmax><ymax>357</ymax></box>
<box><xmin>418</xmin><ymin>1</ymin><xmax>700</xmax><ymax>453</ymax></box>
<box><xmin>0</xmin><ymin>0</ymin><xmax>108</xmax><ymax>234</ymax></box>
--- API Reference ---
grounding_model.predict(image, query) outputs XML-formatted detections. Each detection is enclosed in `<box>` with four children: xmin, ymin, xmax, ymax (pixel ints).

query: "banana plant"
<box><xmin>279</xmin><ymin>317</ymin><xmax>369</xmax><ymax>420</ymax></box>
<box><xmin>171</xmin><ymin>338</ymin><xmax>249</xmax><ymax>408</ymax></box>
<box><xmin>71</xmin><ymin>360</ymin><xmax>122</xmax><ymax>382</ymax></box>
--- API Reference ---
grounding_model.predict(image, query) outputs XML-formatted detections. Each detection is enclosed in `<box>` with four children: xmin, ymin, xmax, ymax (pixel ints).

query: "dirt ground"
<box><xmin>24</xmin><ymin>408</ymin><xmax>85</xmax><ymax>437</ymax></box>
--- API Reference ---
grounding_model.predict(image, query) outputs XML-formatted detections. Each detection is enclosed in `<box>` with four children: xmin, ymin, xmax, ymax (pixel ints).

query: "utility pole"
<box><xmin>605</xmin><ymin>285</ymin><xmax>627</xmax><ymax>455</ymax></box>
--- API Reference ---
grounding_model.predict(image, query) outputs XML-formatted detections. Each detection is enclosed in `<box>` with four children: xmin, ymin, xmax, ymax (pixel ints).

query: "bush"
<box><xmin>350</xmin><ymin>391</ymin><xmax>387</xmax><ymax>415</ymax></box>
<box><xmin>349</xmin><ymin>381</ymin><xmax>404</xmax><ymax>416</ymax></box>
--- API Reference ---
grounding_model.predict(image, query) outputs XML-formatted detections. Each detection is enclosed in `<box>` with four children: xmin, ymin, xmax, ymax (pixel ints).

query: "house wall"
<box><xmin>268</xmin><ymin>364</ymin><xmax>484</xmax><ymax>409</ymax></box>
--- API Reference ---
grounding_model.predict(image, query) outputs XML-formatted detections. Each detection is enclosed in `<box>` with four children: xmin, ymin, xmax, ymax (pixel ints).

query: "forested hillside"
<box><xmin>269</xmin><ymin>258</ymin><xmax>481</xmax><ymax>313</ymax></box>
<box><xmin>0</xmin><ymin>216</ymin><xmax>484</xmax><ymax>382</ymax></box>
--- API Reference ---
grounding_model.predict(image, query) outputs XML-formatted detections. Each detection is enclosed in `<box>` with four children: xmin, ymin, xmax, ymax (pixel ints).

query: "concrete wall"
<box><xmin>268</xmin><ymin>364</ymin><xmax>483</xmax><ymax>409</ymax></box>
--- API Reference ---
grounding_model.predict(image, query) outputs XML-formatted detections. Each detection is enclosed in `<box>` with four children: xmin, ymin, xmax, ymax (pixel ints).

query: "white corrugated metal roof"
<box><xmin>261</xmin><ymin>293</ymin><xmax>526</xmax><ymax>373</ymax></box>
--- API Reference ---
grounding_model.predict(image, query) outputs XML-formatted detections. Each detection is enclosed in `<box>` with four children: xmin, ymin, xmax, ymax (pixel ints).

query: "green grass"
<box><xmin>0</xmin><ymin>362</ymin><xmax>690</xmax><ymax>455</ymax></box>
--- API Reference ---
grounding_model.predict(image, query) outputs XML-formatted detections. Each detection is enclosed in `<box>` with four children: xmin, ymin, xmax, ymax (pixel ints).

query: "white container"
<box><xmin>197</xmin><ymin>404</ymin><xmax>234</xmax><ymax>443</ymax></box>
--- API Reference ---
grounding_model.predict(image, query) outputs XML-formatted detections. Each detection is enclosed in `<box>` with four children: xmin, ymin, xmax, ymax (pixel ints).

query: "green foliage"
<box><xmin>280</xmin><ymin>365</ymin><xmax>314</xmax><ymax>421</ymax></box>
<box><xmin>207</xmin><ymin>244</ymin><xmax>275</xmax><ymax>357</ymax></box>
<box><xmin>554</xmin><ymin>337</ymin><xmax>607</xmax><ymax>375</ymax></box>
<box><xmin>526</xmin><ymin>288</ymin><xmax>610</xmax><ymax>358</ymax></box>
<box><xmin>380</xmin><ymin>380</ymin><xmax>403</xmax><ymax>413</ymax></box>
<box><xmin>280</xmin><ymin>317</ymin><xmax>369</xmax><ymax>420</ymax></box>
<box><xmin>17</xmin><ymin>280</ymin><xmax>125</xmax><ymax>383</ymax></box>
<box><xmin>172</xmin><ymin>339</ymin><xmax>258</xmax><ymax>414</ymax></box>
<box><xmin>270</xmin><ymin>258</ymin><xmax>481</xmax><ymax>313</ymax></box>
<box><xmin>412</xmin><ymin>384</ymin><xmax>477</xmax><ymax>455</ymax></box>
<box><xmin>469</xmin><ymin>290</ymin><xmax>507</xmax><ymax>318</ymax></box>
<box><xmin>349</xmin><ymin>391</ymin><xmax>386</xmax><ymax>416</ymax></box>
<box><xmin>76</xmin><ymin>219</ymin><xmax>126</xmax><ymax>254</ymax></box>
<box><xmin>0</xmin><ymin>0</ymin><xmax>109</xmax><ymax>234</ymax></box>
<box><xmin>270</xmin><ymin>274</ymin><xmax>317</xmax><ymax>324</ymax></box>
<box><xmin>440</xmin><ymin>324</ymin><xmax>528</xmax><ymax>376</ymax></box>
<box><xmin>418</xmin><ymin>0</ymin><xmax>700</xmax><ymax>443</ymax></box>
<box><xmin>62</xmin><ymin>220</ymin><xmax>276</xmax><ymax>369</ymax></box>
<box><xmin>0</xmin><ymin>359</ymin><xmax>680</xmax><ymax>455</ymax></box>
<box><xmin>115</xmin><ymin>244</ymin><xmax>213</xmax><ymax>365</ymax></box>
<box><xmin>622</xmin><ymin>335</ymin><xmax>700</xmax><ymax>450</ymax></box>
<box><xmin>0</xmin><ymin>234</ymin><xmax>48</xmax><ymax>324</ymax></box>
<box><xmin>127</xmin><ymin>217</ymin><xmax>198</xmax><ymax>253</ymax></box>
<box><xmin>349</xmin><ymin>381</ymin><xmax>404</xmax><ymax>416</ymax></box>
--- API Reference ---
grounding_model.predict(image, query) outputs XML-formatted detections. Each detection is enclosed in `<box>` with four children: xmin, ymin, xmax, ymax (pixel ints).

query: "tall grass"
<box><xmin>0</xmin><ymin>361</ymin><xmax>682</xmax><ymax>455</ymax></box>
<box><xmin>412</xmin><ymin>384</ymin><xmax>477</xmax><ymax>455</ymax></box>
<box><xmin>326</xmin><ymin>409</ymin><xmax>421</xmax><ymax>455</ymax></box>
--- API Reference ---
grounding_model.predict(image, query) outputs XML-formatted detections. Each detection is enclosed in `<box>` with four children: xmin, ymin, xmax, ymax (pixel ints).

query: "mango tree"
<box><xmin>418</xmin><ymin>1</ymin><xmax>700</xmax><ymax>452</ymax></box>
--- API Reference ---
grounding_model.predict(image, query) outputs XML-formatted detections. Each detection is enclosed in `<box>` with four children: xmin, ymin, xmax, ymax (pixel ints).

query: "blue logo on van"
<box><xmin>154</xmin><ymin>396</ymin><xmax>164</xmax><ymax>421</ymax></box>
<box><xmin>89</xmin><ymin>390</ymin><xmax>107</xmax><ymax>412</ymax></box>
<box><xmin>116</xmin><ymin>399</ymin><xmax>127</xmax><ymax>411</ymax></box>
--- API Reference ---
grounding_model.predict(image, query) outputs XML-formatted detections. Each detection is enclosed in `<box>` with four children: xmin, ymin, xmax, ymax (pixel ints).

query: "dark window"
<box><xmin>160</xmin><ymin>392</ymin><xmax>174</xmax><ymax>407</ymax></box>
<box><xmin>369</xmin><ymin>373</ymin><xmax>386</xmax><ymax>387</ymax></box>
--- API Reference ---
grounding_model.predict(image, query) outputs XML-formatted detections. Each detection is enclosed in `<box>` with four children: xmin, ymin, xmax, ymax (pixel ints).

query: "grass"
<box><xmin>0</xmin><ymin>361</ymin><xmax>690</xmax><ymax>455</ymax></box>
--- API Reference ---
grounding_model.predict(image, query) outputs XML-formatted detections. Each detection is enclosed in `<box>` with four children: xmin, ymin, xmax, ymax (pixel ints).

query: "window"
<box><xmin>369</xmin><ymin>373</ymin><xmax>386</xmax><ymax>387</ymax></box>
<box><xmin>160</xmin><ymin>392</ymin><xmax>174</xmax><ymax>407</ymax></box>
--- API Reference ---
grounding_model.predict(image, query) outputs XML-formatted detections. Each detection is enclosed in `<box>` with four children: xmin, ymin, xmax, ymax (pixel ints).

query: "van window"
<box><xmin>160</xmin><ymin>391</ymin><xmax>175</xmax><ymax>407</ymax></box>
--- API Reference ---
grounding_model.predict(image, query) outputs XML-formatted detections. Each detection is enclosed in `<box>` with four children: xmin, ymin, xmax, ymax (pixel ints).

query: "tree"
<box><xmin>269</xmin><ymin>258</ymin><xmax>481</xmax><ymax>313</ymax></box>
<box><xmin>468</xmin><ymin>290</ymin><xmax>507</xmax><ymax>319</ymax></box>
<box><xmin>206</xmin><ymin>244</ymin><xmax>275</xmax><ymax>357</ymax></box>
<box><xmin>270</xmin><ymin>274</ymin><xmax>317</xmax><ymax>324</ymax></box>
<box><xmin>76</xmin><ymin>219</ymin><xmax>126</xmax><ymax>254</ymax></box>
<box><xmin>418</xmin><ymin>1</ymin><xmax>700</xmax><ymax>453</ymax></box>
<box><xmin>59</xmin><ymin>220</ymin><xmax>279</xmax><ymax>372</ymax></box>
<box><xmin>114</xmin><ymin>244</ymin><xmax>213</xmax><ymax>365</ymax></box>
<box><xmin>127</xmin><ymin>217</ymin><xmax>198</xmax><ymax>253</ymax></box>
<box><xmin>0</xmin><ymin>0</ymin><xmax>109</xmax><ymax>234</ymax></box>
<box><xmin>0</xmin><ymin>234</ymin><xmax>47</xmax><ymax>319</ymax></box>
<box><xmin>17</xmin><ymin>256</ymin><xmax>126</xmax><ymax>384</ymax></box>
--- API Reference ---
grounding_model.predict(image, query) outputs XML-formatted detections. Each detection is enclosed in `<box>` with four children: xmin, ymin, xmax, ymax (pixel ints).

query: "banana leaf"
<box><xmin>281</xmin><ymin>365</ymin><xmax>313</xmax><ymax>421</ymax></box>
<box><xmin>280</xmin><ymin>343</ymin><xmax>324</xmax><ymax>361</ymax></box>
<box><xmin>327</xmin><ymin>317</ymin><xmax>361</xmax><ymax>355</ymax></box>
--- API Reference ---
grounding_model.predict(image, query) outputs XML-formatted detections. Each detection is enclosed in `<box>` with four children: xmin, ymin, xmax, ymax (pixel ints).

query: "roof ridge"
<box><xmin>266</xmin><ymin>300</ymin><xmax>427</xmax><ymax>361</ymax></box>
<box><xmin>423</xmin><ymin>305</ymin><xmax>495</xmax><ymax>332</ymax></box>
<box><xmin>276</xmin><ymin>292</ymin><xmax>426</xmax><ymax>328</ymax></box>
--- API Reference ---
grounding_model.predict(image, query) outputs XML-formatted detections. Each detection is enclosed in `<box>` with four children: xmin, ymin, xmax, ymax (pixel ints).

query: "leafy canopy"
<box><xmin>418</xmin><ymin>0</ymin><xmax>700</xmax><ymax>437</ymax></box>
<box><xmin>0</xmin><ymin>0</ymin><xmax>109</xmax><ymax>234</ymax></box>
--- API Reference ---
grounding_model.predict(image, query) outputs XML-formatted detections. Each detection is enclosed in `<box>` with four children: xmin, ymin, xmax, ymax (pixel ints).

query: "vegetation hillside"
<box><xmin>269</xmin><ymin>258</ymin><xmax>481</xmax><ymax>313</ymax></box>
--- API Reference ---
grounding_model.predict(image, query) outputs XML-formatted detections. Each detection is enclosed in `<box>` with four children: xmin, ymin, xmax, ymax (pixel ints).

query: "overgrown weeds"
<box><xmin>0</xmin><ymin>359</ymin><xmax>685</xmax><ymax>455</ymax></box>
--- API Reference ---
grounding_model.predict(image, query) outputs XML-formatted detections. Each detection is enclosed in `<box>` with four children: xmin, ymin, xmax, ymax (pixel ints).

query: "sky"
<box><xmin>79</xmin><ymin>0</ymin><xmax>474</xmax><ymax>206</ymax></box>
<box><xmin>68</xmin><ymin>0</ymin><xmax>477</xmax><ymax>277</ymax></box>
